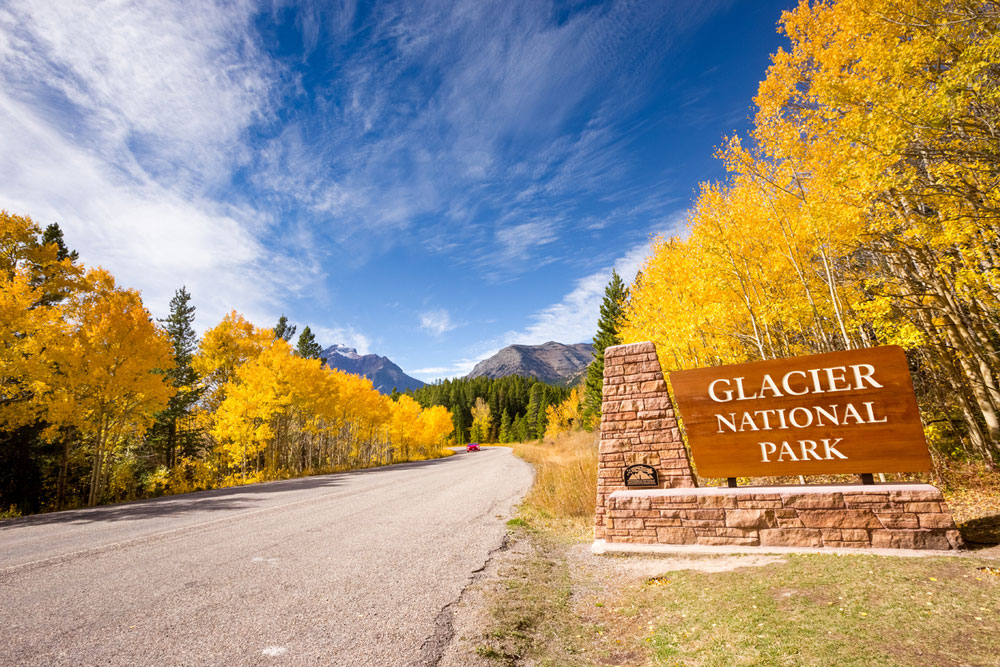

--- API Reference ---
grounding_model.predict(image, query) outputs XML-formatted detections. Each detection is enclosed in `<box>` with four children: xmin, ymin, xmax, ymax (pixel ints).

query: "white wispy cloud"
<box><xmin>312</xmin><ymin>325</ymin><xmax>372</xmax><ymax>356</ymax></box>
<box><xmin>0</xmin><ymin>0</ymin><xmax>304</xmax><ymax>326</ymax></box>
<box><xmin>419</xmin><ymin>309</ymin><xmax>456</xmax><ymax>336</ymax></box>
<box><xmin>252</xmin><ymin>0</ymin><xmax>728</xmax><ymax>274</ymax></box>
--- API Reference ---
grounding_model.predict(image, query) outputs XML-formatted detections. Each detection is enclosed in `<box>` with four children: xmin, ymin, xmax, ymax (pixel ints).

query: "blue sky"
<box><xmin>0</xmin><ymin>0</ymin><xmax>795</xmax><ymax>380</ymax></box>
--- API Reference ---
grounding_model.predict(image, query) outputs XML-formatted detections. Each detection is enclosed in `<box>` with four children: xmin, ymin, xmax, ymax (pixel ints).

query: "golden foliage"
<box><xmin>543</xmin><ymin>388</ymin><xmax>583</xmax><ymax>441</ymax></box>
<box><xmin>624</xmin><ymin>0</ymin><xmax>1000</xmax><ymax>465</ymax></box>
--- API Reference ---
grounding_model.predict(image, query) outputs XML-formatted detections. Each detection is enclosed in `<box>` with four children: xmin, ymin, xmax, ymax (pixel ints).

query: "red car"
<box><xmin>466</xmin><ymin>443</ymin><xmax>481</xmax><ymax>452</ymax></box>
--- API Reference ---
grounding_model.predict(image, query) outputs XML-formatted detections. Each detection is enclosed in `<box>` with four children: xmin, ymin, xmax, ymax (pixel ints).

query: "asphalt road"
<box><xmin>0</xmin><ymin>447</ymin><xmax>533</xmax><ymax>666</ymax></box>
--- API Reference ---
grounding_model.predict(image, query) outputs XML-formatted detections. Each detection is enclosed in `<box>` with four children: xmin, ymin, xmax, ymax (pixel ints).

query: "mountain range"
<box><xmin>321</xmin><ymin>345</ymin><xmax>426</xmax><ymax>394</ymax></box>
<box><xmin>466</xmin><ymin>341</ymin><xmax>595</xmax><ymax>386</ymax></box>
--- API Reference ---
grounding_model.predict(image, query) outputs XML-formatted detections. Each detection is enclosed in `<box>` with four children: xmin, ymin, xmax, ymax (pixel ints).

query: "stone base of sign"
<box><xmin>602</xmin><ymin>483</ymin><xmax>963</xmax><ymax>551</ymax></box>
<box><xmin>595</xmin><ymin>342</ymin><xmax>696</xmax><ymax>541</ymax></box>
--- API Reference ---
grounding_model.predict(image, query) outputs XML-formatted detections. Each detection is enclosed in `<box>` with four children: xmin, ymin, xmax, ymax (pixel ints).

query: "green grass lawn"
<box><xmin>641</xmin><ymin>554</ymin><xmax>999</xmax><ymax>666</ymax></box>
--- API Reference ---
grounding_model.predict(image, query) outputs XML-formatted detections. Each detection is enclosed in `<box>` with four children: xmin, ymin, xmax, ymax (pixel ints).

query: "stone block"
<box><xmin>902</xmin><ymin>502</ymin><xmax>945</xmax><ymax>513</ymax></box>
<box><xmin>619</xmin><ymin>496</ymin><xmax>652</xmax><ymax>510</ymax></box>
<box><xmin>871</xmin><ymin>530</ymin><xmax>952</xmax><ymax>550</ymax></box>
<box><xmin>725</xmin><ymin>509</ymin><xmax>776</xmax><ymax>529</ymax></box>
<box><xmin>887</xmin><ymin>488</ymin><xmax>944</xmax><ymax>502</ymax></box>
<box><xmin>783</xmin><ymin>493</ymin><xmax>846</xmax><ymax>509</ymax></box>
<box><xmin>845</xmin><ymin>493</ymin><xmax>890</xmax><ymax>503</ymax></box>
<box><xmin>701</xmin><ymin>527</ymin><xmax>758</xmax><ymax>539</ymax></box>
<box><xmin>824</xmin><ymin>541</ymin><xmax>872</xmax><ymax>549</ymax></box>
<box><xmin>839</xmin><ymin>529</ymin><xmax>872</xmax><ymax>542</ymax></box>
<box><xmin>656</xmin><ymin>526</ymin><xmax>697</xmax><ymax>544</ymax></box>
<box><xmin>776</xmin><ymin>517</ymin><xmax>805</xmax><ymax>528</ymax></box>
<box><xmin>875</xmin><ymin>512</ymin><xmax>919</xmax><ymax>530</ymax></box>
<box><xmin>759</xmin><ymin>528</ymin><xmax>824</xmax><ymax>547</ymax></box>
<box><xmin>682</xmin><ymin>509</ymin><xmax>726</xmax><ymax>522</ymax></box>
<box><xmin>698</xmin><ymin>495</ymin><xmax>739</xmax><ymax>509</ymax></box>
<box><xmin>696</xmin><ymin>535</ymin><xmax>760</xmax><ymax>546</ymax></box>
<box><xmin>641</xmin><ymin>380</ymin><xmax>667</xmax><ymax>393</ymax></box>
<box><xmin>646</xmin><ymin>517</ymin><xmax>683</xmax><ymax>527</ymax></box>
<box><xmin>739</xmin><ymin>499</ymin><xmax>783</xmax><ymax>509</ymax></box>
<box><xmin>845</xmin><ymin>500</ymin><xmax>892</xmax><ymax>510</ymax></box>
<box><xmin>917</xmin><ymin>513</ymin><xmax>957</xmax><ymax>530</ymax></box>
<box><xmin>798</xmin><ymin>509</ymin><xmax>882</xmax><ymax>529</ymax></box>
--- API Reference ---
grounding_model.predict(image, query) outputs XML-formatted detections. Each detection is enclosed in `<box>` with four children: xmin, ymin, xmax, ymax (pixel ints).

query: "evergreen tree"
<box><xmin>150</xmin><ymin>286</ymin><xmax>202</xmax><ymax>467</ymax></box>
<box><xmin>535</xmin><ymin>398</ymin><xmax>548</xmax><ymax>440</ymax></box>
<box><xmin>274</xmin><ymin>315</ymin><xmax>296</xmax><ymax>342</ymax></box>
<box><xmin>584</xmin><ymin>269</ymin><xmax>629</xmax><ymax>426</ymax></box>
<box><xmin>295</xmin><ymin>326</ymin><xmax>323</xmax><ymax>359</ymax></box>
<box><xmin>41</xmin><ymin>223</ymin><xmax>78</xmax><ymax>262</ymax></box>
<box><xmin>525</xmin><ymin>383</ymin><xmax>543</xmax><ymax>430</ymax></box>
<box><xmin>499</xmin><ymin>409</ymin><xmax>511</xmax><ymax>443</ymax></box>
<box><xmin>37</xmin><ymin>223</ymin><xmax>79</xmax><ymax>306</ymax></box>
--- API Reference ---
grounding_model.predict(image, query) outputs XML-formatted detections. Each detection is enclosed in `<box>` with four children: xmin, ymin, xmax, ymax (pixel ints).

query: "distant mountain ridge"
<box><xmin>321</xmin><ymin>345</ymin><xmax>425</xmax><ymax>394</ymax></box>
<box><xmin>466</xmin><ymin>341</ymin><xmax>595</xmax><ymax>385</ymax></box>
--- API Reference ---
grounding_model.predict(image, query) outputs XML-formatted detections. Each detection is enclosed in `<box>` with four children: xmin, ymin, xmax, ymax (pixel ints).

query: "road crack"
<box><xmin>412</xmin><ymin>531</ymin><xmax>513</xmax><ymax>666</ymax></box>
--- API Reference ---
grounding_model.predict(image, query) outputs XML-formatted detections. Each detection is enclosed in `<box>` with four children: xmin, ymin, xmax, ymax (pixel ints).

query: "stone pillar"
<box><xmin>595</xmin><ymin>341</ymin><xmax>695</xmax><ymax>539</ymax></box>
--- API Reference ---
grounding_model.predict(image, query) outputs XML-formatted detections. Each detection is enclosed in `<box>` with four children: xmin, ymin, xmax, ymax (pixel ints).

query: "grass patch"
<box><xmin>637</xmin><ymin>554</ymin><xmax>1000</xmax><ymax>666</ymax></box>
<box><xmin>512</xmin><ymin>430</ymin><xmax>598</xmax><ymax>538</ymax></box>
<box><xmin>475</xmin><ymin>526</ymin><xmax>592</xmax><ymax>666</ymax></box>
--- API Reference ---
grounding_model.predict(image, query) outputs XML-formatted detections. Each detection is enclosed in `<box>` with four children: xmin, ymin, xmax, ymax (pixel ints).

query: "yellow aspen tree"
<box><xmin>543</xmin><ymin>388</ymin><xmax>582</xmax><ymax>440</ymax></box>
<box><xmin>416</xmin><ymin>405</ymin><xmax>454</xmax><ymax>456</ymax></box>
<box><xmin>469</xmin><ymin>397</ymin><xmax>491</xmax><ymax>443</ymax></box>
<box><xmin>48</xmin><ymin>269</ymin><xmax>175</xmax><ymax>505</ymax></box>
<box><xmin>0</xmin><ymin>211</ymin><xmax>82</xmax><ymax>432</ymax></box>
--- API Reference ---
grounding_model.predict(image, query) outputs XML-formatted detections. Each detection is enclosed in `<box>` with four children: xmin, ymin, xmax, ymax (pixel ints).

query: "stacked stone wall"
<box><xmin>595</xmin><ymin>342</ymin><xmax>695</xmax><ymax>540</ymax></box>
<box><xmin>606</xmin><ymin>485</ymin><xmax>962</xmax><ymax>550</ymax></box>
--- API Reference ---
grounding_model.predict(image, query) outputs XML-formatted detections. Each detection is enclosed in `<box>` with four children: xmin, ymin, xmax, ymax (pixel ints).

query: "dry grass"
<box><xmin>512</xmin><ymin>430</ymin><xmax>599</xmax><ymax>538</ymax></box>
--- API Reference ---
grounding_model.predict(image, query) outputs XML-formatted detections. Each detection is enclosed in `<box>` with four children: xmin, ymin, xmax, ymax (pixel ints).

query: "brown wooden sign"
<box><xmin>669</xmin><ymin>346</ymin><xmax>930</xmax><ymax>478</ymax></box>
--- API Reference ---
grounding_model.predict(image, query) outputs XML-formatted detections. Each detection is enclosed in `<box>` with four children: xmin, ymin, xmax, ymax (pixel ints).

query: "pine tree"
<box><xmin>41</xmin><ymin>223</ymin><xmax>79</xmax><ymax>262</ymax></box>
<box><xmin>151</xmin><ymin>286</ymin><xmax>202</xmax><ymax>467</ymax></box>
<box><xmin>274</xmin><ymin>315</ymin><xmax>296</xmax><ymax>342</ymax></box>
<box><xmin>584</xmin><ymin>269</ymin><xmax>629</xmax><ymax>426</ymax></box>
<box><xmin>499</xmin><ymin>408</ymin><xmax>511</xmax><ymax>443</ymax></box>
<box><xmin>295</xmin><ymin>326</ymin><xmax>323</xmax><ymax>359</ymax></box>
<box><xmin>535</xmin><ymin>399</ymin><xmax>548</xmax><ymax>440</ymax></box>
